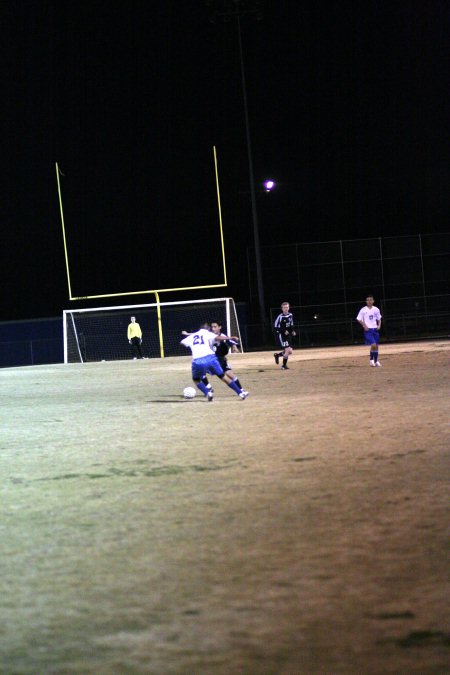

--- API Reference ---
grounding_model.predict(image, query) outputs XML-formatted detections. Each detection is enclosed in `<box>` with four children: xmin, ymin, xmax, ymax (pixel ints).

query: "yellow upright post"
<box><xmin>55</xmin><ymin>162</ymin><xmax>74</xmax><ymax>300</ymax></box>
<box><xmin>155</xmin><ymin>291</ymin><xmax>165</xmax><ymax>358</ymax></box>
<box><xmin>213</xmin><ymin>146</ymin><xmax>228</xmax><ymax>286</ymax></box>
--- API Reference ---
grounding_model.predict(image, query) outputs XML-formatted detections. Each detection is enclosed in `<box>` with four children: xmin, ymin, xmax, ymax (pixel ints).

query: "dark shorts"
<box><xmin>218</xmin><ymin>357</ymin><xmax>231</xmax><ymax>372</ymax></box>
<box><xmin>277</xmin><ymin>334</ymin><xmax>293</xmax><ymax>349</ymax></box>
<box><xmin>364</xmin><ymin>328</ymin><xmax>380</xmax><ymax>346</ymax></box>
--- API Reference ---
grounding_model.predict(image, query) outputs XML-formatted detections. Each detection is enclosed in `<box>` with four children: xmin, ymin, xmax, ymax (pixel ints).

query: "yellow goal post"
<box><xmin>55</xmin><ymin>146</ymin><xmax>227</xmax><ymax>302</ymax></box>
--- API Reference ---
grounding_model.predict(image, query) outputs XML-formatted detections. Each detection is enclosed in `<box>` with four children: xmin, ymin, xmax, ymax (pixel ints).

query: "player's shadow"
<box><xmin>146</xmin><ymin>396</ymin><xmax>193</xmax><ymax>403</ymax></box>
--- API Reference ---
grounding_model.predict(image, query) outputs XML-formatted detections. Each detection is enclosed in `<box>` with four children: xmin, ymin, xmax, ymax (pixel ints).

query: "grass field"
<box><xmin>1</xmin><ymin>341</ymin><xmax>449</xmax><ymax>674</ymax></box>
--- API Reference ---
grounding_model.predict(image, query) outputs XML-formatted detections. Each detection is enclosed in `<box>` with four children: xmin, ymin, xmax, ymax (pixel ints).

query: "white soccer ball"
<box><xmin>183</xmin><ymin>386</ymin><xmax>197</xmax><ymax>399</ymax></box>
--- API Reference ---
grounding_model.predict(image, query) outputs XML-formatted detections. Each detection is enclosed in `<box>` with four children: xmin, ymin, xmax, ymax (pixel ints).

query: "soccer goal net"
<box><xmin>63</xmin><ymin>297</ymin><xmax>243</xmax><ymax>363</ymax></box>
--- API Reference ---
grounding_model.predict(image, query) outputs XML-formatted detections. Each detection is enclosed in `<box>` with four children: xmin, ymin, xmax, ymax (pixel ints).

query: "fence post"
<box><xmin>418</xmin><ymin>234</ymin><xmax>428</xmax><ymax>316</ymax></box>
<box><xmin>379</xmin><ymin>237</ymin><xmax>387</xmax><ymax>328</ymax></box>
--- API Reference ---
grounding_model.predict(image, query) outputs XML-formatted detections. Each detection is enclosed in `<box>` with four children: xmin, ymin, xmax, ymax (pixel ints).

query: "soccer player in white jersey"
<box><xmin>356</xmin><ymin>295</ymin><xmax>382</xmax><ymax>366</ymax></box>
<box><xmin>181</xmin><ymin>323</ymin><xmax>248</xmax><ymax>401</ymax></box>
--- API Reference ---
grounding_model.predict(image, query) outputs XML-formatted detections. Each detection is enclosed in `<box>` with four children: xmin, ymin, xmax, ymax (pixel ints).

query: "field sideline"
<box><xmin>1</xmin><ymin>341</ymin><xmax>449</xmax><ymax>673</ymax></box>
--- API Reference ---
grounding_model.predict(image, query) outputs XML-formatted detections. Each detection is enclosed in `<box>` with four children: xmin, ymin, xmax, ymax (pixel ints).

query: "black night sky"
<box><xmin>2</xmin><ymin>0</ymin><xmax>448</xmax><ymax>322</ymax></box>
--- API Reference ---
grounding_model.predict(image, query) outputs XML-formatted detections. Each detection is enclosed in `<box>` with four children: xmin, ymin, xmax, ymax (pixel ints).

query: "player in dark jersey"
<box><xmin>201</xmin><ymin>320</ymin><xmax>247</xmax><ymax>395</ymax></box>
<box><xmin>273</xmin><ymin>301</ymin><xmax>296</xmax><ymax>370</ymax></box>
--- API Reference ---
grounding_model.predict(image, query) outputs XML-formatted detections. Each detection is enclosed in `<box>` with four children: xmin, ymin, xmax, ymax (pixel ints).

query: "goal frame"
<box><xmin>63</xmin><ymin>297</ymin><xmax>243</xmax><ymax>364</ymax></box>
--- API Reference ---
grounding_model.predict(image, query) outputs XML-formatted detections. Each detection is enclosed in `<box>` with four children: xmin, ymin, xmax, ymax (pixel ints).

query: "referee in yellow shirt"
<box><xmin>127</xmin><ymin>316</ymin><xmax>143</xmax><ymax>359</ymax></box>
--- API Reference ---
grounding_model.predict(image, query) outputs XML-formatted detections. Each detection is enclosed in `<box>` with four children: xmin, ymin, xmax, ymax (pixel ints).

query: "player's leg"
<box><xmin>365</xmin><ymin>330</ymin><xmax>380</xmax><ymax>366</ymax></box>
<box><xmin>201</xmin><ymin>375</ymin><xmax>213</xmax><ymax>392</ymax></box>
<box><xmin>131</xmin><ymin>337</ymin><xmax>139</xmax><ymax>359</ymax></box>
<box><xmin>227</xmin><ymin>368</ymin><xmax>242</xmax><ymax>390</ymax></box>
<box><xmin>226</xmin><ymin>367</ymin><xmax>247</xmax><ymax>394</ymax></box>
<box><xmin>220</xmin><ymin>358</ymin><xmax>245</xmax><ymax>392</ymax></box>
<box><xmin>192</xmin><ymin>361</ymin><xmax>213</xmax><ymax>399</ymax></box>
<box><xmin>210</xmin><ymin>358</ymin><xmax>247</xmax><ymax>398</ymax></box>
<box><xmin>194</xmin><ymin>377</ymin><xmax>209</xmax><ymax>394</ymax></box>
<box><xmin>195</xmin><ymin>378</ymin><xmax>214</xmax><ymax>400</ymax></box>
<box><xmin>281</xmin><ymin>345</ymin><xmax>293</xmax><ymax>369</ymax></box>
<box><xmin>220</xmin><ymin>372</ymin><xmax>248</xmax><ymax>398</ymax></box>
<box><xmin>274</xmin><ymin>334</ymin><xmax>284</xmax><ymax>364</ymax></box>
<box><xmin>372</xmin><ymin>330</ymin><xmax>381</xmax><ymax>366</ymax></box>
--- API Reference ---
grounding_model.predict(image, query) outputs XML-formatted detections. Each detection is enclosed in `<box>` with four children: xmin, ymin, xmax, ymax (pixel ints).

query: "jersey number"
<box><xmin>193</xmin><ymin>335</ymin><xmax>204</xmax><ymax>345</ymax></box>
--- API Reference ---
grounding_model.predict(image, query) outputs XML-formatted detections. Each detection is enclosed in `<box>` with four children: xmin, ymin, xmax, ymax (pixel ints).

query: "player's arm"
<box><xmin>216</xmin><ymin>335</ymin><xmax>239</xmax><ymax>346</ymax></box>
<box><xmin>223</xmin><ymin>336</ymin><xmax>240</xmax><ymax>345</ymax></box>
<box><xmin>222</xmin><ymin>337</ymin><xmax>240</xmax><ymax>352</ymax></box>
<box><xmin>227</xmin><ymin>337</ymin><xmax>240</xmax><ymax>352</ymax></box>
<box><xmin>215</xmin><ymin>334</ymin><xmax>239</xmax><ymax>342</ymax></box>
<box><xmin>357</xmin><ymin>319</ymin><xmax>368</xmax><ymax>331</ymax></box>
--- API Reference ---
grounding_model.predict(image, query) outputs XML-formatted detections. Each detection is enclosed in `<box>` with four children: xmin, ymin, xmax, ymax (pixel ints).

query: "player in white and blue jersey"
<box><xmin>181</xmin><ymin>323</ymin><xmax>248</xmax><ymax>401</ymax></box>
<box><xmin>356</xmin><ymin>295</ymin><xmax>382</xmax><ymax>366</ymax></box>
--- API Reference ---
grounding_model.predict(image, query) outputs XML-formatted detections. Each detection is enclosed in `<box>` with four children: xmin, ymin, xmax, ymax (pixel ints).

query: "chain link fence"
<box><xmin>247</xmin><ymin>233</ymin><xmax>449</xmax><ymax>348</ymax></box>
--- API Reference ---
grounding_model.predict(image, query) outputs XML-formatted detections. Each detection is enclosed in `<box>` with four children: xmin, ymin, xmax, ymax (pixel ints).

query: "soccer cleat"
<box><xmin>281</xmin><ymin>365</ymin><xmax>289</xmax><ymax>370</ymax></box>
<box><xmin>206</xmin><ymin>384</ymin><xmax>214</xmax><ymax>393</ymax></box>
<box><xmin>274</xmin><ymin>353</ymin><xmax>280</xmax><ymax>365</ymax></box>
<box><xmin>375</xmin><ymin>361</ymin><xmax>382</xmax><ymax>367</ymax></box>
<box><xmin>207</xmin><ymin>391</ymin><xmax>214</xmax><ymax>402</ymax></box>
<box><xmin>370</xmin><ymin>361</ymin><xmax>376</xmax><ymax>366</ymax></box>
<box><xmin>239</xmin><ymin>391</ymin><xmax>249</xmax><ymax>399</ymax></box>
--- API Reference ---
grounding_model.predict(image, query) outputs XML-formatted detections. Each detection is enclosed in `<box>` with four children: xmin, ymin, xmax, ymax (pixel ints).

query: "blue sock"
<box><xmin>373</xmin><ymin>350</ymin><xmax>378</xmax><ymax>362</ymax></box>
<box><xmin>228</xmin><ymin>380</ymin><xmax>242</xmax><ymax>395</ymax></box>
<box><xmin>370</xmin><ymin>352</ymin><xmax>375</xmax><ymax>361</ymax></box>
<box><xmin>196</xmin><ymin>382</ymin><xmax>209</xmax><ymax>396</ymax></box>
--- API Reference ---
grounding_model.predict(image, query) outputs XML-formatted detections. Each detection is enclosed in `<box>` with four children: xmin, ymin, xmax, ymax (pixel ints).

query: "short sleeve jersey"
<box><xmin>356</xmin><ymin>306</ymin><xmax>381</xmax><ymax>329</ymax></box>
<box><xmin>181</xmin><ymin>329</ymin><xmax>217</xmax><ymax>359</ymax></box>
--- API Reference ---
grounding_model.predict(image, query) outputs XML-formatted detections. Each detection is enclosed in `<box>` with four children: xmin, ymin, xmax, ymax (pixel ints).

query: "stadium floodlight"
<box><xmin>263</xmin><ymin>179</ymin><xmax>275</xmax><ymax>192</ymax></box>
